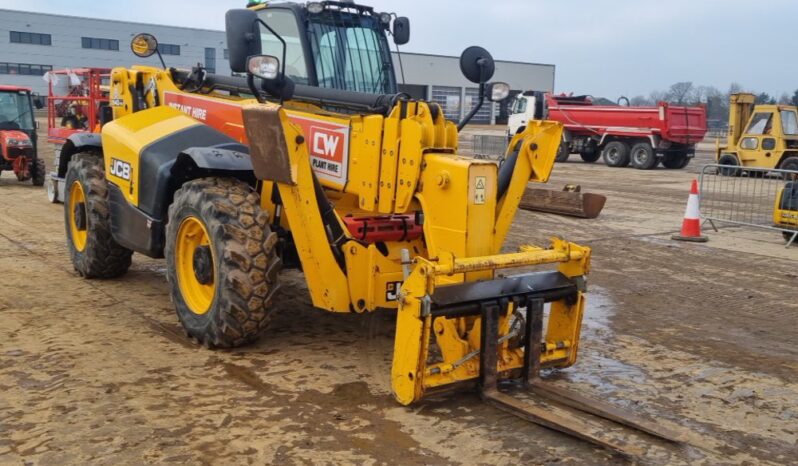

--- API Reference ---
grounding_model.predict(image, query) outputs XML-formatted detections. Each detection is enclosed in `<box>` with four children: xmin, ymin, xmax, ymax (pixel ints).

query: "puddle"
<box><xmin>546</xmin><ymin>286</ymin><xmax>651</xmax><ymax>406</ymax></box>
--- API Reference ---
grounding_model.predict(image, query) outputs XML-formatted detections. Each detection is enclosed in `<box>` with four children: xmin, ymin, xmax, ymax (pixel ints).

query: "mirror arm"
<box><xmin>457</xmin><ymin>63</ymin><xmax>488</xmax><ymax>131</ymax></box>
<box><xmin>247</xmin><ymin>74</ymin><xmax>265</xmax><ymax>104</ymax></box>
<box><xmin>255</xmin><ymin>18</ymin><xmax>288</xmax><ymax>105</ymax></box>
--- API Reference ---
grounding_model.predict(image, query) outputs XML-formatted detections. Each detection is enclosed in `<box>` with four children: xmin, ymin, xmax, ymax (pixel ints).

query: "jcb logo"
<box><xmin>110</xmin><ymin>159</ymin><xmax>132</xmax><ymax>181</ymax></box>
<box><xmin>386</xmin><ymin>281</ymin><xmax>403</xmax><ymax>301</ymax></box>
<box><xmin>312</xmin><ymin>128</ymin><xmax>341</xmax><ymax>159</ymax></box>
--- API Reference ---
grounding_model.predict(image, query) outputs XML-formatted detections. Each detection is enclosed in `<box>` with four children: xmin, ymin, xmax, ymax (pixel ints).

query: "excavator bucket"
<box><xmin>520</xmin><ymin>184</ymin><xmax>607</xmax><ymax>219</ymax></box>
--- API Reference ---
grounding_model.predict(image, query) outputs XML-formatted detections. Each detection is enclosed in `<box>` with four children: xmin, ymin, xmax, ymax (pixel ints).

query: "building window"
<box><xmin>158</xmin><ymin>43</ymin><xmax>181</xmax><ymax>56</ymax></box>
<box><xmin>81</xmin><ymin>37</ymin><xmax>119</xmax><ymax>51</ymax></box>
<box><xmin>431</xmin><ymin>86</ymin><xmax>462</xmax><ymax>121</ymax></box>
<box><xmin>205</xmin><ymin>47</ymin><xmax>216</xmax><ymax>73</ymax></box>
<box><xmin>223</xmin><ymin>49</ymin><xmax>229</xmax><ymax>60</ymax></box>
<box><xmin>465</xmin><ymin>88</ymin><xmax>494</xmax><ymax>124</ymax></box>
<box><xmin>9</xmin><ymin>31</ymin><xmax>52</xmax><ymax>46</ymax></box>
<box><xmin>0</xmin><ymin>62</ymin><xmax>53</xmax><ymax>76</ymax></box>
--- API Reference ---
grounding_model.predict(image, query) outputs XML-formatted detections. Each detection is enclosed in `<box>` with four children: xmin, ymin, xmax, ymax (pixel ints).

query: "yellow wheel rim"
<box><xmin>68</xmin><ymin>180</ymin><xmax>88</xmax><ymax>252</ymax></box>
<box><xmin>175</xmin><ymin>216</ymin><xmax>216</xmax><ymax>315</ymax></box>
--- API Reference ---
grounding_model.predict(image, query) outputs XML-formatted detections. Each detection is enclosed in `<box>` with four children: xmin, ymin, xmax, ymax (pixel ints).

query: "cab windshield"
<box><xmin>258</xmin><ymin>7</ymin><xmax>396</xmax><ymax>95</ymax></box>
<box><xmin>0</xmin><ymin>91</ymin><xmax>34</xmax><ymax>131</ymax></box>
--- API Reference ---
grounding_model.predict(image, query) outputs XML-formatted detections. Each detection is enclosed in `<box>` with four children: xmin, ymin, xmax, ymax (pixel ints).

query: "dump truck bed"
<box><xmin>547</xmin><ymin>96</ymin><xmax>708</xmax><ymax>145</ymax></box>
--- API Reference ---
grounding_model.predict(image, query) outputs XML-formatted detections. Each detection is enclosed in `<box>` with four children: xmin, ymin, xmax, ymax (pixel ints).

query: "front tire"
<box><xmin>64</xmin><ymin>154</ymin><xmax>133</xmax><ymax>278</ymax></box>
<box><xmin>602</xmin><ymin>141</ymin><xmax>630</xmax><ymax>167</ymax></box>
<box><xmin>165</xmin><ymin>178</ymin><xmax>282</xmax><ymax>348</ymax></box>
<box><xmin>555</xmin><ymin>142</ymin><xmax>570</xmax><ymax>162</ymax></box>
<box><xmin>718</xmin><ymin>154</ymin><xmax>742</xmax><ymax>177</ymax></box>
<box><xmin>630</xmin><ymin>142</ymin><xmax>658</xmax><ymax>170</ymax></box>
<box><xmin>31</xmin><ymin>158</ymin><xmax>46</xmax><ymax>186</ymax></box>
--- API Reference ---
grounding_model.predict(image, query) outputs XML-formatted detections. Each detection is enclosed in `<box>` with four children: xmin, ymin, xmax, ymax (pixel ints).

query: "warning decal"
<box><xmin>474</xmin><ymin>176</ymin><xmax>487</xmax><ymax>204</ymax></box>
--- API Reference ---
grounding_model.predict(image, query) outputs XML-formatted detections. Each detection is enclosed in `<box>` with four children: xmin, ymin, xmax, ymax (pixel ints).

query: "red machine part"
<box><xmin>12</xmin><ymin>156</ymin><xmax>31</xmax><ymax>181</ymax></box>
<box><xmin>46</xmin><ymin>68</ymin><xmax>111</xmax><ymax>144</ymax></box>
<box><xmin>343</xmin><ymin>214</ymin><xmax>423</xmax><ymax>243</ymax></box>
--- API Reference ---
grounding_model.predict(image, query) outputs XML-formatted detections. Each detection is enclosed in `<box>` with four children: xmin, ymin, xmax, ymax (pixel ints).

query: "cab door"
<box><xmin>737</xmin><ymin>110</ymin><xmax>779</xmax><ymax>168</ymax></box>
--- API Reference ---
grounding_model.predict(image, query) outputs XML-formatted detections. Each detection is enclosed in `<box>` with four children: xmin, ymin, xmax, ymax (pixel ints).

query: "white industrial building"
<box><xmin>0</xmin><ymin>8</ymin><xmax>555</xmax><ymax>124</ymax></box>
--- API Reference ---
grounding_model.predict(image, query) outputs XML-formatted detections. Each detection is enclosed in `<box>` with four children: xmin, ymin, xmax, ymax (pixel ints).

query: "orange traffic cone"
<box><xmin>672</xmin><ymin>179</ymin><xmax>708</xmax><ymax>242</ymax></box>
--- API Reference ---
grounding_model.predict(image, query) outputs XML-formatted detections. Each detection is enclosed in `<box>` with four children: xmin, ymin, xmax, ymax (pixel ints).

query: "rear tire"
<box><xmin>630</xmin><ymin>142</ymin><xmax>658</xmax><ymax>170</ymax></box>
<box><xmin>718</xmin><ymin>154</ymin><xmax>742</xmax><ymax>177</ymax></box>
<box><xmin>165</xmin><ymin>177</ymin><xmax>282</xmax><ymax>348</ymax></box>
<box><xmin>602</xmin><ymin>141</ymin><xmax>630</xmax><ymax>167</ymax></box>
<box><xmin>31</xmin><ymin>158</ymin><xmax>45</xmax><ymax>186</ymax></box>
<box><xmin>780</xmin><ymin>156</ymin><xmax>798</xmax><ymax>173</ymax></box>
<box><xmin>555</xmin><ymin>142</ymin><xmax>570</xmax><ymax>162</ymax></box>
<box><xmin>64</xmin><ymin>154</ymin><xmax>133</xmax><ymax>278</ymax></box>
<box><xmin>580</xmin><ymin>152</ymin><xmax>601</xmax><ymax>163</ymax></box>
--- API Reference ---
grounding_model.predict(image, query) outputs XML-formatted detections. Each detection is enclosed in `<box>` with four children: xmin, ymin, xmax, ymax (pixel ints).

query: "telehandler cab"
<box><xmin>62</xmin><ymin>1</ymin><xmax>683</xmax><ymax>455</ymax></box>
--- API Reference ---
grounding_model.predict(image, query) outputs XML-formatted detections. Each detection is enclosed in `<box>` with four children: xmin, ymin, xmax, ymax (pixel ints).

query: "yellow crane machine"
<box><xmin>60</xmin><ymin>1</ymin><xmax>683</xmax><ymax>455</ymax></box>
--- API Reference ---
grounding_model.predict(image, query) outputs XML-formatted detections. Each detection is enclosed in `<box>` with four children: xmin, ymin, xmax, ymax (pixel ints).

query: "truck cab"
<box><xmin>507</xmin><ymin>91</ymin><xmax>547</xmax><ymax>139</ymax></box>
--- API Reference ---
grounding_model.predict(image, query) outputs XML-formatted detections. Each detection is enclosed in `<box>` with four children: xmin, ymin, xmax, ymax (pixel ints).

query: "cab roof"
<box><xmin>0</xmin><ymin>85</ymin><xmax>31</xmax><ymax>92</ymax></box>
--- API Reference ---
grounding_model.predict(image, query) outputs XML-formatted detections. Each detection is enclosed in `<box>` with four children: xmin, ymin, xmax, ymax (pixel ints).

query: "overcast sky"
<box><xmin>4</xmin><ymin>0</ymin><xmax>795</xmax><ymax>99</ymax></box>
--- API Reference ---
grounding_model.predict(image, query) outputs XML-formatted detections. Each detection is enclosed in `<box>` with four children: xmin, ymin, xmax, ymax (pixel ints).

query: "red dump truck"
<box><xmin>508</xmin><ymin>92</ymin><xmax>708</xmax><ymax>169</ymax></box>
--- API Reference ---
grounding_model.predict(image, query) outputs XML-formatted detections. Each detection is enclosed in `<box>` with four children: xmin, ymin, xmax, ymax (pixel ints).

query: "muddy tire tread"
<box><xmin>64</xmin><ymin>153</ymin><xmax>133</xmax><ymax>278</ymax></box>
<box><xmin>165</xmin><ymin>177</ymin><xmax>281</xmax><ymax>348</ymax></box>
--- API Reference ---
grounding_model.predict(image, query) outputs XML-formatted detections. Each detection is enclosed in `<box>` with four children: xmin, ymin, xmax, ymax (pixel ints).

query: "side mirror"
<box><xmin>459</xmin><ymin>46</ymin><xmax>495</xmax><ymax>84</ymax></box>
<box><xmin>131</xmin><ymin>33</ymin><xmax>159</xmax><ymax>58</ymax></box>
<box><xmin>393</xmin><ymin>17</ymin><xmax>410</xmax><ymax>45</ymax></box>
<box><xmin>226</xmin><ymin>9</ymin><xmax>262</xmax><ymax>73</ymax></box>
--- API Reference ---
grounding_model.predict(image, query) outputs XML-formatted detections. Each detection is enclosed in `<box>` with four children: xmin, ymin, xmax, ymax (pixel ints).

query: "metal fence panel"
<box><xmin>469</xmin><ymin>134</ymin><xmax>508</xmax><ymax>159</ymax></box>
<box><xmin>699</xmin><ymin>164</ymin><xmax>798</xmax><ymax>247</ymax></box>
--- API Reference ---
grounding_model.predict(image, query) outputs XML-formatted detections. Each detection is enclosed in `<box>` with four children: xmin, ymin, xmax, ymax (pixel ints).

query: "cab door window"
<box><xmin>746</xmin><ymin>112</ymin><xmax>774</xmax><ymax>135</ymax></box>
<box><xmin>258</xmin><ymin>9</ymin><xmax>310</xmax><ymax>85</ymax></box>
<box><xmin>781</xmin><ymin>110</ymin><xmax>798</xmax><ymax>135</ymax></box>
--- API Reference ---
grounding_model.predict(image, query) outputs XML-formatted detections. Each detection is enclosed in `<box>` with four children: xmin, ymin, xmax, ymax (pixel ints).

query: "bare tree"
<box><xmin>666</xmin><ymin>82</ymin><xmax>695</xmax><ymax>104</ymax></box>
<box><xmin>649</xmin><ymin>90</ymin><xmax>667</xmax><ymax>103</ymax></box>
<box><xmin>630</xmin><ymin>95</ymin><xmax>653</xmax><ymax>106</ymax></box>
<box><xmin>778</xmin><ymin>93</ymin><xmax>791</xmax><ymax>105</ymax></box>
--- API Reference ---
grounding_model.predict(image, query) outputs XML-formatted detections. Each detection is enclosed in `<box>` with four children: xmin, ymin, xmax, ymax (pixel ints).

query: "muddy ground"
<box><xmin>1</xmin><ymin>139</ymin><xmax>796</xmax><ymax>465</ymax></box>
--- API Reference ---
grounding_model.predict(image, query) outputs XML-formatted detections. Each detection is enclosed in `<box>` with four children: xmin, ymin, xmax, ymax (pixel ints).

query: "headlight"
<box><xmin>489</xmin><ymin>82</ymin><xmax>510</xmax><ymax>102</ymax></box>
<box><xmin>248</xmin><ymin>55</ymin><xmax>281</xmax><ymax>80</ymax></box>
<box><xmin>7</xmin><ymin>138</ymin><xmax>20</xmax><ymax>146</ymax></box>
<box><xmin>307</xmin><ymin>2</ymin><xmax>324</xmax><ymax>14</ymax></box>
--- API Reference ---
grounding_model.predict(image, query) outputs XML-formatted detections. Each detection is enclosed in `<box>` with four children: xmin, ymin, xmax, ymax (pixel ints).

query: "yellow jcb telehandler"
<box><xmin>60</xmin><ymin>1</ymin><xmax>683</xmax><ymax>455</ymax></box>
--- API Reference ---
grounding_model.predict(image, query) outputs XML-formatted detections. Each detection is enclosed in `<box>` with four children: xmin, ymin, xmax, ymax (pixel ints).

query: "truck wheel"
<box><xmin>31</xmin><ymin>158</ymin><xmax>46</xmax><ymax>186</ymax></box>
<box><xmin>580</xmin><ymin>152</ymin><xmax>601</xmax><ymax>163</ymax></box>
<box><xmin>555</xmin><ymin>142</ymin><xmax>570</xmax><ymax>162</ymax></box>
<box><xmin>785</xmin><ymin>231</ymin><xmax>797</xmax><ymax>243</ymax></box>
<box><xmin>64</xmin><ymin>154</ymin><xmax>133</xmax><ymax>278</ymax></box>
<box><xmin>662</xmin><ymin>152</ymin><xmax>689</xmax><ymax>169</ymax></box>
<box><xmin>718</xmin><ymin>154</ymin><xmax>741</xmax><ymax>177</ymax></box>
<box><xmin>780</xmin><ymin>156</ymin><xmax>798</xmax><ymax>173</ymax></box>
<box><xmin>630</xmin><ymin>142</ymin><xmax>658</xmax><ymax>170</ymax></box>
<box><xmin>602</xmin><ymin>141</ymin><xmax>630</xmax><ymax>167</ymax></box>
<box><xmin>165</xmin><ymin>177</ymin><xmax>282</xmax><ymax>348</ymax></box>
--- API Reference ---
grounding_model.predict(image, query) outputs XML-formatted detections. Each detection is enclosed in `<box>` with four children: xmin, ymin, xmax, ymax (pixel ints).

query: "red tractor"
<box><xmin>0</xmin><ymin>85</ymin><xmax>44</xmax><ymax>185</ymax></box>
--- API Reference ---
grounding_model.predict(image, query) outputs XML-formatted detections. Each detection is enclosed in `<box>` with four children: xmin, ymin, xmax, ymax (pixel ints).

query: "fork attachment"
<box><xmin>479</xmin><ymin>299</ymin><xmax>685</xmax><ymax>458</ymax></box>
